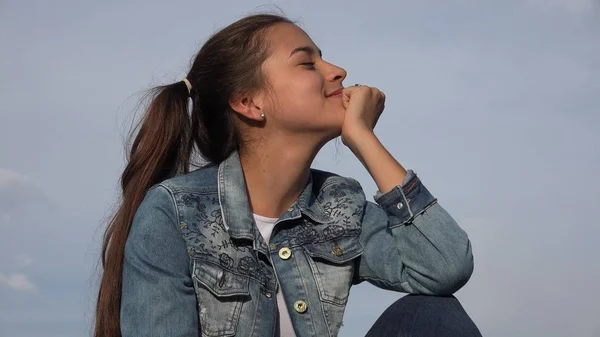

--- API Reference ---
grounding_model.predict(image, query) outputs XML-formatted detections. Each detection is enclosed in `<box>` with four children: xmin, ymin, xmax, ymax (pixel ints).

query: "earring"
<box><xmin>260</xmin><ymin>112</ymin><xmax>265</xmax><ymax>119</ymax></box>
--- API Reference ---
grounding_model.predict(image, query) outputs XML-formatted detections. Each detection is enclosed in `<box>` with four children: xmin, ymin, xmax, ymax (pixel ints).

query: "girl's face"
<box><xmin>259</xmin><ymin>23</ymin><xmax>348</xmax><ymax>141</ymax></box>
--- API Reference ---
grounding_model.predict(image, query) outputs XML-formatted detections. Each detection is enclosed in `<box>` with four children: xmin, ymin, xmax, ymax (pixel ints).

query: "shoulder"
<box><xmin>158</xmin><ymin>164</ymin><xmax>219</xmax><ymax>194</ymax></box>
<box><xmin>133</xmin><ymin>164</ymin><xmax>219</xmax><ymax>226</ymax></box>
<box><xmin>127</xmin><ymin>185</ymin><xmax>183</xmax><ymax>255</ymax></box>
<box><xmin>310</xmin><ymin>168</ymin><xmax>365</xmax><ymax>202</ymax></box>
<box><xmin>310</xmin><ymin>168</ymin><xmax>361</xmax><ymax>187</ymax></box>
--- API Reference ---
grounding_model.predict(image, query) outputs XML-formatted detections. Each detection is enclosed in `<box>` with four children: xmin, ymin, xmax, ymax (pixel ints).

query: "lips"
<box><xmin>326</xmin><ymin>88</ymin><xmax>343</xmax><ymax>97</ymax></box>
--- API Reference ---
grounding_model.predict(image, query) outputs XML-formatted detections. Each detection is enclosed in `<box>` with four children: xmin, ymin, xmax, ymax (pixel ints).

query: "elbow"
<box><xmin>430</xmin><ymin>241</ymin><xmax>475</xmax><ymax>295</ymax></box>
<box><xmin>432</xmin><ymin>253</ymin><xmax>474</xmax><ymax>295</ymax></box>
<box><xmin>433</xmin><ymin>235</ymin><xmax>475</xmax><ymax>295</ymax></box>
<box><xmin>411</xmin><ymin>245</ymin><xmax>474</xmax><ymax>296</ymax></box>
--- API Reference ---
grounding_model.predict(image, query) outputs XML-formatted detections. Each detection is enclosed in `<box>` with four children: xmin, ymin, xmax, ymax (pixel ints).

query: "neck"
<box><xmin>239</xmin><ymin>137</ymin><xmax>320</xmax><ymax>219</ymax></box>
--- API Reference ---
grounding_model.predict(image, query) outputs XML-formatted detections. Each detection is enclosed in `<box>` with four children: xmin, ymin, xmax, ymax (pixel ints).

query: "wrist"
<box><xmin>344</xmin><ymin>129</ymin><xmax>379</xmax><ymax>158</ymax></box>
<box><xmin>342</xmin><ymin>127</ymin><xmax>375</xmax><ymax>150</ymax></box>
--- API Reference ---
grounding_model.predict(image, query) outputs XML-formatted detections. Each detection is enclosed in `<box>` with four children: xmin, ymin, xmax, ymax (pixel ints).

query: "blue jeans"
<box><xmin>365</xmin><ymin>295</ymin><xmax>482</xmax><ymax>337</ymax></box>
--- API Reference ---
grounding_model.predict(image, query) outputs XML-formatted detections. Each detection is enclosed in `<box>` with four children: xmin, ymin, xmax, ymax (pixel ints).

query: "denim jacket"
<box><xmin>120</xmin><ymin>151</ymin><xmax>474</xmax><ymax>337</ymax></box>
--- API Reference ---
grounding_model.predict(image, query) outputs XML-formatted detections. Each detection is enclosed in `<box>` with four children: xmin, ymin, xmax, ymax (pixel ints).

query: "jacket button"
<box><xmin>332</xmin><ymin>246</ymin><xmax>344</xmax><ymax>256</ymax></box>
<box><xmin>294</xmin><ymin>300</ymin><xmax>308</xmax><ymax>313</ymax></box>
<box><xmin>396</xmin><ymin>202</ymin><xmax>404</xmax><ymax>209</ymax></box>
<box><xmin>279</xmin><ymin>247</ymin><xmax>291</xmax><ymax>260</ymax></box>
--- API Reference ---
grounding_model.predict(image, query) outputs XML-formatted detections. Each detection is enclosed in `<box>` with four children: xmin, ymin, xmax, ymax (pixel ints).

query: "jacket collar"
<box><xmin>217</xmin><ymin>151</ymin><xmax>330</xmax><ymax>240</ymax></box>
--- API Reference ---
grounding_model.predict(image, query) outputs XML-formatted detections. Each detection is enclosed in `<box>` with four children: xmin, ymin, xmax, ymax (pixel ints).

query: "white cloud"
<box><xmin>15</xmin><ymin>254</ymin><xmax>34</xmax><ymax>268</ymax></box>
<box><xmin>0</xmin><ymin>169</ymin><xmax>29</xmax><ymax>189</ymax></box>
<box><xmin>0</xmin><ymin>272</ymin><xmax>36</xmax><ymax>292</ymax></box>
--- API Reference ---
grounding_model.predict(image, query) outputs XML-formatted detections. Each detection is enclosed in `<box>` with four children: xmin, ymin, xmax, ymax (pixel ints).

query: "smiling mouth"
<box><xmin>326</xmin><ymin>88</ymin><xmax>343</xmax><ymax>97</ymax></box>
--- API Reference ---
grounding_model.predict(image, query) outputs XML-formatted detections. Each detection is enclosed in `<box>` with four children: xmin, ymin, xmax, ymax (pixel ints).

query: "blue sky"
<box><xmin>1</xmin><ymin>0</ymin><xmax>599</xmax><ymax>336</ymax></box>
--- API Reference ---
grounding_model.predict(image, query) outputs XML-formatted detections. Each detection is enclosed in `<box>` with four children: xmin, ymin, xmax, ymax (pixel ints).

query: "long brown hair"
<box><xmin>94</xmin><ymin>13</ymin><xmax>292</xmax><ymax>337</ymax></box>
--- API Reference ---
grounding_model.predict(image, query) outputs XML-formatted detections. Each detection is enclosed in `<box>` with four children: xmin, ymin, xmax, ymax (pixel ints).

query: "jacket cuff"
<box><xmin>374</xmin><ymin>170</ymin><xmax>437</xmax><ymax>226</ymax></box>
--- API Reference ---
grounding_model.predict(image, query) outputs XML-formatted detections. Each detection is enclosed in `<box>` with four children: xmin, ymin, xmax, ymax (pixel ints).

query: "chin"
<box><xmin>322</xmin><ymin>126</ymin><xmax>343</xmax><ymax>142</ymax></box>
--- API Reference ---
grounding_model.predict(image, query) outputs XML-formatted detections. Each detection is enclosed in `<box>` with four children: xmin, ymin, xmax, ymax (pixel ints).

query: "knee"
<box><xmin>382</xmin><ymin>295</ymin><xmax>467</xmax><ymax>321</ymax></box>
<box><xmin>393</xmin><ymin>294</ymin><xmax>463</xmax><ymax>313</ymax></box>
<box><xmin>368</xmin><ymin>295</ymin><xmax>481</xmax><ymax>337</ymax></box>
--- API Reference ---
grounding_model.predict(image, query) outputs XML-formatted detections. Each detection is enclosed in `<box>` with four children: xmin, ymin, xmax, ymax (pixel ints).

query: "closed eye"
<box><xmin>301</xmin><ymin>62</ymin><xmax>316</xmax><ymax>69</ymax></box>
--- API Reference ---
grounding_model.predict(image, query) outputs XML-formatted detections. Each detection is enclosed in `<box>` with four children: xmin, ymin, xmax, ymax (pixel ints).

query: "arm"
<box><xmin>341</xmin><ymin>85</ymin><xmax>473</xmax><ymax>294</ymax></box>
<box><xmin>348</xmin><ymin>132</ymin><xmax>473</xmax><ymax>295</ymax></box>
<box><xmin>351</xmin><ymin>132</ymin><xmax>473</xmax><ymax>295</ymax></box>
<box><xmin>120</xmin><ymin>185</ymin><xmax>199</xmax><ymax>336</ymax></box>
<box><xmin>354</xmin><ymin>172</ymin><xmax>474</xmax><ymax>295</ymax></box>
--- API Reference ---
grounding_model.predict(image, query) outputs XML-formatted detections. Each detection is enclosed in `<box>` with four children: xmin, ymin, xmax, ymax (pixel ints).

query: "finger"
<box><xmin>368</xmin><ymin>87</ymin><xmax>381</xmax><ymax>99</ymax></box>
<box><xmin>341</xmin><ymin>86</ymin><xmax>357</xmax><ymax>109</ymax></box>
<box><xmin>342</xmin><ymin>85</ymin><xmax>369</xmax><ymax>95</ymax></box>
<box><xmin>341</xmin><ymin>85</ymin><xmax>367</xmax><ymax>103</ymax></box>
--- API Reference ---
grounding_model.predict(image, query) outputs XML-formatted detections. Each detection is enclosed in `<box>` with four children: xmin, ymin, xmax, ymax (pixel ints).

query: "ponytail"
<box><xmin>94</xmin><ymin>81</ymin><xmax>192</xmax><ymax>337</ymax></box>
<box><xmin>94</xmin><ymin>13</ymin><xmax>294</xmax><ymax>336</ymax></box>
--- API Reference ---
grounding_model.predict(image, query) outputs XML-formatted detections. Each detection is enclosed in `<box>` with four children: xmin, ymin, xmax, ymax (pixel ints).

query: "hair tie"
<box><xmin>182</xmin><ymin>78</ymin><xmax>192</xmax><ymax>96</ymax></box>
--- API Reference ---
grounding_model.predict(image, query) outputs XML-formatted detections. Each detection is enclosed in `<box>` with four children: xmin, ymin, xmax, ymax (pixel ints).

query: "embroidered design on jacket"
<box><xmin>176</xmin><ymin>191</ymin><xmax>276</xmax><ymax>289</ymax></box>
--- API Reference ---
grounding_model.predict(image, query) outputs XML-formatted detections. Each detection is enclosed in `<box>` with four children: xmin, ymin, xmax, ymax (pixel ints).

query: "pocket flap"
<box><xmin>303</xmin><ymin>235</ymin><xmax>364</xmax><ymax>263</ymax></box>
<box><xmin>192</xmin><ymin>261</ymin><xmax>250</xmax><ymax>297</ymax></box>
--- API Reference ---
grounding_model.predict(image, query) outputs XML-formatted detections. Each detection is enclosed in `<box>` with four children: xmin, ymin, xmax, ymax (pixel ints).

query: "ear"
<box><xmin>229</xmin><ymin>92</ymin><xmax>264</xmax><ymax>121</ymax></box>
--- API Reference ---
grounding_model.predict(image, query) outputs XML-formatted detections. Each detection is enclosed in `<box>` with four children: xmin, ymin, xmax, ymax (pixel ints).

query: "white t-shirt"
<box><xmin>253</xmin><ymin>213</ymin><xmax>297</xmax><ymax>337</ymax></box>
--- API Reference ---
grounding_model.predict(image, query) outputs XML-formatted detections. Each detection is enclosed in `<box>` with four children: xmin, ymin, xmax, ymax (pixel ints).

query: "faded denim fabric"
<box><xmin>120</xmin><ymin>151</ymin><xmax>474</xmax><ymax>337</ymax></box>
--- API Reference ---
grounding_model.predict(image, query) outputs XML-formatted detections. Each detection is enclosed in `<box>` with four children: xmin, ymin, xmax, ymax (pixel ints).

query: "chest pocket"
<box><xmin>302</xmin><ymin>235</ymin><xmax>364</xmax><ymax>306</ymax></box>
<box><xmin>192</xmin><ymin>260</ymin><xmax>250</xmax><ymax>337</ymax></box>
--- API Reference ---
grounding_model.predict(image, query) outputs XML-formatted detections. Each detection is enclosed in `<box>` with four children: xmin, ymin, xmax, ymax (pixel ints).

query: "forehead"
<box><xmin>266</xmin><ymin>23</ymin><xmax>318</xmax><ymax>55</ymax></box>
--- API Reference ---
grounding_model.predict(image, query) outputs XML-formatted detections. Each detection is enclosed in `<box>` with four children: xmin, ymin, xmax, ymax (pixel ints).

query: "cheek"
<box><xmin>268</xmin><ymin>73</ymin><xmax>343</xmax><ymax>129</ymax></box>
<box><xmin>288</xmin><ymin>74</ymin><xmax>322</xmax><ymax>100</ymax></box>
<box><xmin>273</xmin><ymin>78</ymin><xmax>322</xmax><ymax>113</ymax></box>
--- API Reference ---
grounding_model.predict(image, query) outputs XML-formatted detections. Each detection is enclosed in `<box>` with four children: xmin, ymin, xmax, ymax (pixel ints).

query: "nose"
<box><xmin>324</xmin><ymin>61</ymin><xmax>347</xmax><ymax>83</ymax></box>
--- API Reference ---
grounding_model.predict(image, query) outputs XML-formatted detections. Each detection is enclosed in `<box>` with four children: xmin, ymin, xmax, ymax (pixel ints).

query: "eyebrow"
<box><xmin>289</xmin><ymin>46</ymin><xmax>322</xmax><ymax>58</ymax></box>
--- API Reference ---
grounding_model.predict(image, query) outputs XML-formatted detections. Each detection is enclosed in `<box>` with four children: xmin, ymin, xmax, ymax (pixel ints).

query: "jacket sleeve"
<box><xmin>120</xmin><ymin>185</ymin><xmax>199</xmax><ymax>336</ymax></box>
<box><xmin>353</xmin><ymin>171</ymin><xmax>474</xmax><ymax>295</ymax></box>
